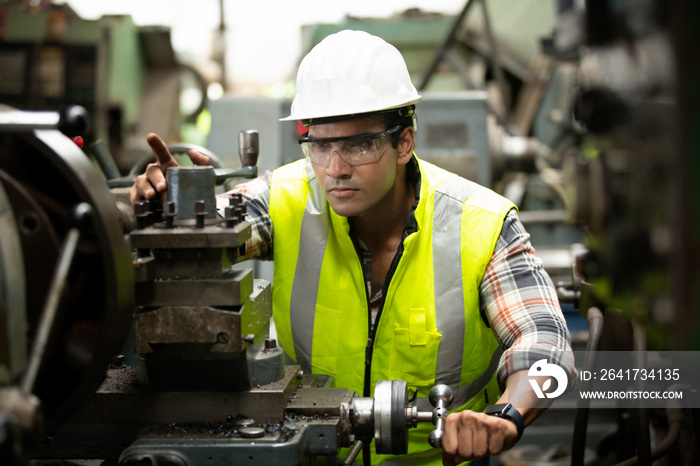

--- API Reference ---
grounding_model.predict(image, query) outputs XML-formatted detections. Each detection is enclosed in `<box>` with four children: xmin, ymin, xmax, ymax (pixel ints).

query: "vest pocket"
<box><xmin>389</xmin><ymin>309</ymin><xmax>442</xmax><ymax>388</ymax></box>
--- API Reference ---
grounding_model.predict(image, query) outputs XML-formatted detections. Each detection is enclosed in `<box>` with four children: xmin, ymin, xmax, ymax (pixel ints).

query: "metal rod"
<box><xmin>90</xmin><ymin>139</ymin><xmax>121</xmax><ymax>180</ymax></box>
<box><xmin>214</xmin><ymin>166</ymin><xmax>258</xmax><ymax>184</ymax></box>
<box><xmin>218</xmin><ymin>0</ymin><xmax>227</xmax><ymax>92</ymax></box>
<box><xmin>478</xmin><ymin>0</ymin><xmax>511</xmax><ymax>119</ymax></box>
<box><xmin>342</xmin><ymin>440</ymin><xmax>364</xmax><ymax>465</ymax></box>
<box><xmin>418</xmin><ymin>0</ymin><xmax>476</xmax><ymax>91</ymax></box>
<box><xmin>20</xmin><ymin>226</ymin><xmax>82</xmax><ymax>394</ymax></box>
<box><xmin>517</xmin><ymin>210</ymin><xmax>569</xmax><ymax>225</ymax></box>
<box><xmin>631</xmin><ymin>319</ymin><xmax>652</xmax><ymax>466</ymax></box>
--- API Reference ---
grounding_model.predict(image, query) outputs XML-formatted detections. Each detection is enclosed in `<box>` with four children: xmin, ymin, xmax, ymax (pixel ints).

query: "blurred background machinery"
<box><xmin>0</xmin><ymin>3</ymin><xmax>209</xmax><ymax>174</ymax></box>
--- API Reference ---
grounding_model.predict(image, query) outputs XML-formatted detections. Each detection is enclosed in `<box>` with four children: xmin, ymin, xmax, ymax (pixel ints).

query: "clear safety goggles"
<box><xmin>298</xmin><ymin>125</ymin><xmax>402</xmax><ymax>168</ymax></box>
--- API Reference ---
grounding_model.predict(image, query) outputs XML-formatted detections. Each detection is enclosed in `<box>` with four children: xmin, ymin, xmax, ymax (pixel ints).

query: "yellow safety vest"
<box><xmin>269</xmin><ymin>156</ymin><xmax>515</xmax><ymax>464</ymax></box>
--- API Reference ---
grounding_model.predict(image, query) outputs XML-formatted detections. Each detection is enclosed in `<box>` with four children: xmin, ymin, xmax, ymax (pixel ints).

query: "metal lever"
<box><xmin>214</xmin><ymin>166</ymin><xmax>258</xmax><ymax>184</ymax></box>
<box><xmin>213</xmin><ymin>130</ymin><xmax>260</xmax><ymax>184</ymax></box>
<box><xmin>427</xmin><ymin>384</ymin><xmax>453</xmax><ymax>448</ymax></box>
<box><xmin>21</xmin><ymin>203</ymin><xmax>92</xmax><ymax>394</ymax></box>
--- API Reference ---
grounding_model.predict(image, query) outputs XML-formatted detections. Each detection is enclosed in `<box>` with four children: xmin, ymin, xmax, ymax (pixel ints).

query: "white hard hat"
<box><xmin>281</xmin><ymin>30</ymin><xmax>421</xmax><ymax>122</ymax></box>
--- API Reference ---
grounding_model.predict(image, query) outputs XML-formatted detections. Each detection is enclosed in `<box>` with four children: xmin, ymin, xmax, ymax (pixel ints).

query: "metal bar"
<box><xmin>478</xmin><ymin>0</ymin><xmax>511</xmax><ymax>119</ymax></box>
<box><xmin>20</xmin><ymin>225</ymin><xmax>81</xmax><ymax>393</ymax></box>
<box><xmin>214</xmin><ymin>166</ymin><xmax>259</xmax><ymax>184</ymax></box>
<box><xmin>90</xmin><ymin>140</ymin><xmax>122</xmax><ymax>180</ymax></box>
<box><xmin>418</xmin><ymin>0</ymin><xmax>476</xmax><ymax>91</ymax></box>
<box><xmin>632</xmin><ymin>320</ymin><xmax>652</xmax><ymax>466</ymax></box>
<box><xmin>0</xmin><ymin>111</ymin><xmax>60</xmax><ymax>131</ymax></box>
<box><xmin>444</xmin><ymin>48</ymin><xmax>477</xmax><ymax>88</ymax></box>
<box><xmin>517</xmin><ymin>209</ymin><xmax>569</xmax><ymax>225</ymax></box>
<box><xmin>342</xmin><ymin>440</ymin><xmax>364</xmax><ymax>465</ymax></box>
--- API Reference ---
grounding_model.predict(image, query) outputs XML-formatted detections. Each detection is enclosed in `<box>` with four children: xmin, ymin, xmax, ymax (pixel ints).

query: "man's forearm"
<box><xmin>497</xmin><ymin>370</ymin><xmax>553</xmax><ymax>427</ymax></box>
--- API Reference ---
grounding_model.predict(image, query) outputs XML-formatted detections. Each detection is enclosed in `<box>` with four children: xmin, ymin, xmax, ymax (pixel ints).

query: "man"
<box><xmin>131</xmin><ymin>30</ymin><xmax>574</xmax><ymax>465</ymax></box>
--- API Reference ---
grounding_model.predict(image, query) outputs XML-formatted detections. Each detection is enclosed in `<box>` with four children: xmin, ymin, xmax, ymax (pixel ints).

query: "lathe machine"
<box><xmin>0</xmin><ymin>107</ymin><xmax>450</xmax><ymax>465</ymax></box>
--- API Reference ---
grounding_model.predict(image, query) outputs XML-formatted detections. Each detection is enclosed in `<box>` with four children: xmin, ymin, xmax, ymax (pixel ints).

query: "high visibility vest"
<box><xmin>269</xmin><ymin>156</ymin><xmax>516</xmax><ymax>464</ymax></box>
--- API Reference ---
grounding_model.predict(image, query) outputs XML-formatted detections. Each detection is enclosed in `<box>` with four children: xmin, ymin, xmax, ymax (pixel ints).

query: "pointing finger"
<box><xmin>146</xmin><ymin>133</ymin><xmax>176</xmax><ymax>166</ymax></box>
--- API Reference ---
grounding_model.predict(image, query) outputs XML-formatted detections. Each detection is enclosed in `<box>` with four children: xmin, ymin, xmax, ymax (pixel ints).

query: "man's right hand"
<box><xmin>129</xmin><ymin>133</ymin><xmax>211</xmax><ymax>205</ymax></box>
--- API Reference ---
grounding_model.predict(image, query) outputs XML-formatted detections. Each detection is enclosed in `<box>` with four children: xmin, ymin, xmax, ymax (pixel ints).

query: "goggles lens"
<box><xmin>298</xmin><ymin>125</ymin><xmax>402</xmax><ymax>167</ymax></box>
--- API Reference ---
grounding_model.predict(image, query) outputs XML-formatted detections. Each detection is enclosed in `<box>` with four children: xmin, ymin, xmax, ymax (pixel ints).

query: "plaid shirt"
<box><xmin>217</xmin><ymin>162</ymin><xmax>574</xmax><ymax>387</ymax></box>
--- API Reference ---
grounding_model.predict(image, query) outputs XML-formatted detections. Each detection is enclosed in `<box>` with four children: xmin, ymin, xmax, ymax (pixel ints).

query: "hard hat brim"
<box><xmin>279</xmin><ymin>96</ymin><xmax>422</xmax><ymax>122</ymax></box>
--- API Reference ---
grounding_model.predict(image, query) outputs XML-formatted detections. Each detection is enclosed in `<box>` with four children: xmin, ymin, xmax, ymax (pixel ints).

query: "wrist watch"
<box><xmin>484</xmin><ymin>403</ymin><xmax>524</xmax><ymax>440</ymax></box>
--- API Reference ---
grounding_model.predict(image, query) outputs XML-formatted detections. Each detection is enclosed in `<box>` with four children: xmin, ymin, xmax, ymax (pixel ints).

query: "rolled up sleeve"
<box><xmin>479</xmin><ymin>210</ymin><xmax>576</xmax><ymax>390</ymax></box>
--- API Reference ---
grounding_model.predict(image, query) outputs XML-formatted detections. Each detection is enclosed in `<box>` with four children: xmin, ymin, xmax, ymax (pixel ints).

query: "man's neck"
<box><xmin>352</xmin><ymin>165</ymin><xmax>414</xmax><ymax>253</ymax></box>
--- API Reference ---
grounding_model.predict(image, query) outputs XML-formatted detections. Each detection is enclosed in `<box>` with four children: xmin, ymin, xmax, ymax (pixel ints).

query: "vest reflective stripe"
<box><xmin>269</xmin><ymin>162</ymin><xmax>309</xmax><ymax>364</ymax></box>
<box><xmin>431</xmin><ymin>175</ymin><xmax>479</xmax><ymax>388</ymax></box>
<box><xmin>289</xmin><ymin>186</ymin><xmax>329</xmax><ymax>372</ymax></box>
<box><xmin>458</xmin><ymin>187</ymin><xmax>514</xmax><ymax>389</ymax></box>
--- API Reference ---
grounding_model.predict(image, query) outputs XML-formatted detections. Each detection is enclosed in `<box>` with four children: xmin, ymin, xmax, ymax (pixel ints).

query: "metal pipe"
<box><xmin>614</xmin><ymin>405</ymin><xmax>683</xmax><ymax>466</ymax></box>
<box><xmin>571</xmin><ymin>306</ymin><xmax>604</xmax><ymax>466</ymax></box>
<box><xmin>556</xmin><ymin>285</ymin><xmax>579</xmax><ymax>303</ymax></box>
<box><xmin>623</xmin><ymin>320</ymin><xmax>652</xmax><ymax>466</ymax></box>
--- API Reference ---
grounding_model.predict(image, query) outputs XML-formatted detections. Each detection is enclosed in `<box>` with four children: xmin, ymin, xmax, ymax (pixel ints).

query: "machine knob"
<box><xmin>428</xmin><ymin>384</ymin><xmax>453</xmax><ymax>448</ymax></box>
<box><xmin>58</xmin><ymin>105</ymin><xmax>91</xmax><ymax>137</ymax></box>
<box><xmin>428</xmin><ymin>428</ymin><xmax>443</xmax><ymax>449</ymax></box>
<box><xmin>238</xmin><ymin>130</ymin><xmax>259</xmax><ymax>167</ymax></box>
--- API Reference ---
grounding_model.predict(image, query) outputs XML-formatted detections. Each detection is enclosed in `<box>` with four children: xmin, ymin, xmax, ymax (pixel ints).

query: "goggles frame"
<box><xmin>298</xmin><ymin>125</ymin><xmax>403</xmax><ymax>167</ymax></box>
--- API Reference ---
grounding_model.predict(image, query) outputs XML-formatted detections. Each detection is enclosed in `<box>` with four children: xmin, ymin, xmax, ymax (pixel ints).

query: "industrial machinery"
<box><xmin>0</xmin><ymin>107</ymin><xmax>453</xmax><ymax>465</ymax></box>
<box><xmin>524</xmin><ymin>1</ymin><xmax>698</xmax><ymax>465</ymax></box>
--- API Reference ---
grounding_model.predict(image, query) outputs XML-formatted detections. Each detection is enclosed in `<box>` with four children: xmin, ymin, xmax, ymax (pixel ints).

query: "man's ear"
<box><xmin>396</xmin><ymin>126</ymin><xmax>415</xmax><ymax>166</ymax></box>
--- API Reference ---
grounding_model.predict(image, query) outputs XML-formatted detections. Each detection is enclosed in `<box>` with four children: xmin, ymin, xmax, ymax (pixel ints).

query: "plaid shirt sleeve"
<box><xmin>216</xmin><ymin>171</ymin><xmax>274</xmax><ymax>262</ymax></box>
<box><xmin>480</xmin><ymin>209</ymin><xmax>575</xmax><ymax>389</ymax></box>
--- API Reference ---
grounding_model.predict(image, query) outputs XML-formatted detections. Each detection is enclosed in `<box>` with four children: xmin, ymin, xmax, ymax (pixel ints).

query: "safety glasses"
<box><xmin>298</xmin><ymin>125</ymin><xmax>402</xmax><ymax>167</ymax></box>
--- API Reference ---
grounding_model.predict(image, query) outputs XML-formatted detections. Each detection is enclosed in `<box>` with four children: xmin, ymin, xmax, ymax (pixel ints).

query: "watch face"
<box><xmin>484</xmin><ymin>403</ymin><xmax>509</xmax><ymax>415</ymax></box>
<box><xmin>485</xmin><ymin>403</ymin><xmax>525</xmax><ymax>440</ymax></box>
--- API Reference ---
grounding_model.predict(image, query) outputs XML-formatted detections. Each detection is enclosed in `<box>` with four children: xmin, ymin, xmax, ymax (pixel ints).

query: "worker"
<box><xmin>130</xmin><ymin>30</ymin><xmax>574</xmax><ymax>466</ymax></box>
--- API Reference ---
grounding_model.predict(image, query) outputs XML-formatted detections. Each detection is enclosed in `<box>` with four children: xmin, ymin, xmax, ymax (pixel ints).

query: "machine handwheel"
<box><xmin>373</xmin><ymin>379</ymin><xmax>409</xmax><ymax>455</ymax></box>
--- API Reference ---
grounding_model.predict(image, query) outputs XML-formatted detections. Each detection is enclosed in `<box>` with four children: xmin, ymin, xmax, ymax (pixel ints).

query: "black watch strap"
<box><xmin>484</xmin><ymin>403</ymin><xmax>524</xmax><ymax>440</ymax></box>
